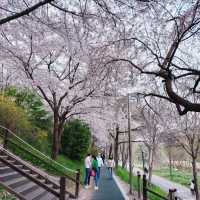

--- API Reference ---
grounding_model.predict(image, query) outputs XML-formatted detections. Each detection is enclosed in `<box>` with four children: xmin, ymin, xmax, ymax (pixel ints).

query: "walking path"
<box><xmin>91</xmin><ymin>167</ymin><xmax>125</xmax><ymax>200</ymax></box>
<box><xmin>151</xmin><ymin>174</ymin><xmax>194</xmax><ymax>200</ymax></box>
<box><xmin>133</xmin><ymin>168</ymin><xmax>195</xmax><ymax>200</ymax></box>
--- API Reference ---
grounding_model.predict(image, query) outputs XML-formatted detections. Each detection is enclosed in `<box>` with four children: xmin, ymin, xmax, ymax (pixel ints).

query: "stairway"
<box><xmin>0</xmin><ymin>147</ymin><xmax>69</xmax><ymax>200</ymax></box>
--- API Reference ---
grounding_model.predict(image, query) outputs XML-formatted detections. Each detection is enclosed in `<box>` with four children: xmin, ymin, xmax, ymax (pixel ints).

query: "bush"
<box><xmin>0</xmin><ymin>95</ymin><xmax>49</xmax><ymax>153</ymax></box>
<box><xmin>0</xmin><ymin>95</ymin><xmax>31</xmax><ymax>132</ymax></box>
<box><xmin>4</xmin><ymin>87</ymin><xmax>52</xmax><ymax>131</ymax></box>
<box><xmin>61</xmin><ymin>119</ymin><xmax>91</xmax><ymax>160</ymax></box>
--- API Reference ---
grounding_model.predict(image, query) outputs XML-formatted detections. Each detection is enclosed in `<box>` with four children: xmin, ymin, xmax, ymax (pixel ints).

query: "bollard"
<box><xmin>168</xmin><ymin>189</ymin><xmax>173</xmax><ymax>200</ymax></box>
<box><xmin>168</xmin><ymin>188</ymin><xmax>177</xmax><ymax>200</ymax></box>
<box><xmin>137</xmin><ymin>171</ymin><xmax>141</xmax><ymax>199</ymax></box>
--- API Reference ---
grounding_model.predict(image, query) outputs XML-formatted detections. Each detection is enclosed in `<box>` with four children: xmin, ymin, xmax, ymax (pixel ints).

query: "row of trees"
<box><xmin>2</xmin><ymin>1</ymin><xmax>200</xmax><ymax>199</ymax></box>
<box><xmin>0</xmin><ymin>86</ymin><xmax>91</xmax><ymax>160</ymax></box>
<box><xmin>109</xmin><ymin>97</ymin><xmax>200</xmax><ymax>199</ymax></box>
<box><xmin>0</xmin><ymin>0</ymin><xmax>112</xmax><ymax>159</ymax></box>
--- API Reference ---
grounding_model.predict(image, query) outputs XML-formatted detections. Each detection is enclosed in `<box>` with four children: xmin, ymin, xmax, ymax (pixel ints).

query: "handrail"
<box><xmin>7</xmin><ymin>140</ymin><xmax>76</xmax><ymax>182</ymax></box>
<box><xmin>0</xmin><ymin>125</ymin><xmax>77</xmax><ymax>174</ymax></box>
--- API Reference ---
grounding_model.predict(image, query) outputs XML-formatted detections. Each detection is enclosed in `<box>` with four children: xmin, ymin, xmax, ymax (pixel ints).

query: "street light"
<box><xmin>127</xmin><ymin>92</ymin><xmax>140</xmax><ymax>194</ymax></box>
<box><xmin>127</xmin><ymin>93</ymin><xmax>133</xmax><ymax>194</ymax></box>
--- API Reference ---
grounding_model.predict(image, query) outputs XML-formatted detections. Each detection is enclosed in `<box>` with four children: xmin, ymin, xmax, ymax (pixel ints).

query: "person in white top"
<box><xmin>107</xmin><ymin>156</ymin><xmax>115</xmax><ymax>178</ymax></box>
<box><xmin>84</xmin><ymin>153</ymin><xmax>91</xmax><ymax>188</ymax></box>
<box><xmin>97</xmin><ymin>153</ymin><xmax>104</xmax><ymax>179</ymax></box>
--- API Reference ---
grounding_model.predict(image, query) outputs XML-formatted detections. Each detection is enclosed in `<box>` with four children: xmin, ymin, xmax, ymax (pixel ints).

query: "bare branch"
<box><xmin>0</xmin><ymin>0</ymin><xmax>54</xmax><ymax>25</ymax></box>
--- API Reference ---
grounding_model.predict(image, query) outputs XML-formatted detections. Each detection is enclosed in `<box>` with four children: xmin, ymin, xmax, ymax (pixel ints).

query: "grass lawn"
<box><xmin>8</xmin><ymin>141</ymin><xmax>85</xmax><ymax>181</ymax></box>
<box><xmin>57</xmin><ymin>155</ymin><xmax>84</xmax><ymax>182</ymax></box>
<box><xmin>154</xmin><ymin>168</ymin><xmax>200</xmax><ymax>187</ymax></box>
<box><xmin>116</xmin><ymin>167</ymin><xmax>167</xmax><ymax>200</ymax></box>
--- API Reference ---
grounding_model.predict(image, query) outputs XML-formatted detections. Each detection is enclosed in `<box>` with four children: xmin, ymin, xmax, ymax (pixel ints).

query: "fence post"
<box><xmin>168</xmin><ymin>188</ymin><xmax>177</xmax><ymax>200</ymax></box>
<box><xmin>75</xmin><ymin>169</ymin><xmax>80</xmax><ymax>198</ymax></box>
<box><xmin>143</xmin><ymin>174</ymin><xmax>147</xmax><ymax>200</ymax></box>
<box><xmin>137</xmin><ymin>171</ymin><xmax>141</xmax><ymax>198</ymax></box>
<box><xmin>3</xmin><ymin>130</ymin><xmax>8</xmax><ymax>149</ymax></box>
<box><xmin>168</xmin><ymin>189</ymin><xmax>173</xmax><ymax>200</ymax></box>
<box><xmin>60</xmin><ymin>176</ymin><xmax>66</xmax><ymax>200</ymax></box>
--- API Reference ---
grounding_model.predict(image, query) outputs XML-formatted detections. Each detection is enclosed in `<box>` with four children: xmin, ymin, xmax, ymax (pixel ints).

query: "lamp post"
<box><xmin>128</xmin><ymin>94</ymin><xmax>133</xmax><ymax>194</ymax></box>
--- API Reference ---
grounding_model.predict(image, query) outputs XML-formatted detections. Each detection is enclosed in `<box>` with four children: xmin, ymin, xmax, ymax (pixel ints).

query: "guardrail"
<box><xmin>0</xmin><ymin>125</ymin><xmax>80</xmax><ymax>198</ymax></box>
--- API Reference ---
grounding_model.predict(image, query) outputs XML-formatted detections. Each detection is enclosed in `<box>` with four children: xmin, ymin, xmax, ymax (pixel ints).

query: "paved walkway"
<box><xmin>151</xmin><ymin>174</ymin><xmax>195</xmax><ymax>200</ymax></box>
<box><xmin>91</xmin><ymin>167</ymin><xmax>125</xmax><ymax>200</ymax></box>
<box><xmin>133</xmin><ymin>168</ymin><xmax>195</xmax><ymax>200</ymax></box>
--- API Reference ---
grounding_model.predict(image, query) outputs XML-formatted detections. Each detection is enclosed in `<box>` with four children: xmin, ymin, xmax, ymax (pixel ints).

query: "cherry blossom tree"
<box><xmin>1</xmin><ymin>14</ymin><xmax>110</xmax><ymax>159</ymax></box>
<box><xmin>165</xmin><ymin>110</ymin><xmax>200</xmax><ymax>200</ymax></box>
<box><xmin>0</xmin><ymin>0</ymin><xmax>128</xmax><ymax>159</ymax></box>
<box><xmin>136</xmin><ymin>98</ymin><xmax>166</xmax><ymax>183</ymax></box>
<box><xmin>101</xmin><ymin>1</ymin><xmax>200</xmax><ymax>116</ymax></box>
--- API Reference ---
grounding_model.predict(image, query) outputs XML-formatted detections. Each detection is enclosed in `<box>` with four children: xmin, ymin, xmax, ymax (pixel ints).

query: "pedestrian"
<box><xmin>91</xmin><ymin>155</ymin><xmax>99</xmax><ymax>190</ymax></box>
<box><xmin>107</xmin><ymin>156</ymin><xmax>115</xmax><ymax>177</ymax></box>
<box><xmin>84</xmin><ymin>153</ymin><xmax>91</xmax><ymax>189</ymax></box>
<box><xmin>190</xmin><ymin>180</ymin><xmax>195</xmax><ymax>195</ymax></box>
<box><xmin>101</xmin><ymin>153</ymin><xmax>105</xmax><ymax>164</ymax></box>
<box><xmin>97</xmin><ymin>153</ymin><xmax>104</xmax><ymax>179</ymax></box>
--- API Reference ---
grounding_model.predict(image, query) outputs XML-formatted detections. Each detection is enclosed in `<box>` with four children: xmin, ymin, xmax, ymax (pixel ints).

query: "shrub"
<box><xmin>0</xmin><ymin>95</ymin><xmax>49</xmax><ymax>153</ymax></box>
<box><xmin>0</xmin><ymin>95</ymin><xmax>31</xmax><ymax>132</ymax></box>
<box><xmin>4</xmin><ymin>87</ymin><xmax>52</xmax><ymax>131</ymax></box>
<box><xmin>61</xmin><ymin>119</ymin><xmax>91</xmax><ymax>160</ymax></box>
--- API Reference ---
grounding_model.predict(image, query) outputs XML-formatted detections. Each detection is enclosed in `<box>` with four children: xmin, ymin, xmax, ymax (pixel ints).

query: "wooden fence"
<box><xmin>136</xmin><ymin>172</ymin><xmax>178</xmax><ymax>200</ymax></box>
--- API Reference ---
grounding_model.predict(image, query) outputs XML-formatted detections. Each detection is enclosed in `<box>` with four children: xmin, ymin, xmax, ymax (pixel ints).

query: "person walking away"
<box><xmin>91</xmin><ymin>155</ymin><xmax>99</xmax><ymax>190</ymax></box>
<box><xmin>190</xmin><ymin>180</ymin><xmax>195</xmax><ymax>195</ymax></box>
<box><xmin>107</xmin><ymin>156</ymin><xmax>115</xmax><ymax>178</ymax></box>
<box><xmin>101</xmin><ymin>153</ymin><xmax>105</xmax><ymax>164</ymax></box>
<box><xmin>97</xmin><ymin>153</ymin><xmax>103</xmax><ymax>179</ymax></box>
<box><xmin>84</xmin><ymin>153</ymin><xmax>91</xmax><ymax>189</ymax></box>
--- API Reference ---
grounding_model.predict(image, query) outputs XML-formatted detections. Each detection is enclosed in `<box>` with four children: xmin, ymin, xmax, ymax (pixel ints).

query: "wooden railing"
<box><xmin>0</xmin><ymin>125</ymin><xmax>80</xmax><ymax>199</ymax></box>
<box><xmin>136</xmin><ymin>172</ymin><xmax>178</xmax><ymax>200</ymax></box>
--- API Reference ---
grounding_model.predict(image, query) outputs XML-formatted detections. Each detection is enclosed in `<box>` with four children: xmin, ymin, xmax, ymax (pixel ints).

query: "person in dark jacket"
<box><xmin>101</xmin><ymin>153</ymin><xmax>105</xmax><ymax>164</ymax></box>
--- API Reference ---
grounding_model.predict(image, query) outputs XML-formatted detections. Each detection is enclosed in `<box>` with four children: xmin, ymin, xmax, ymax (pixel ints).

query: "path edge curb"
<box><xmin>113</xmin><ymin>173</ymin><xmax>129</xmax><ymax>200</ymax></box>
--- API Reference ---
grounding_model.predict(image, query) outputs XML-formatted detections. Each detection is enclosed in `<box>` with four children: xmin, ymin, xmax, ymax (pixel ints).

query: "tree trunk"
<box><xmin>58</xmin><ymin>122</ymin><xmax>64</xmax><ymax>152</ymax></box>
<box><xmin>141</xmin><ymin>150</ymin><xmax>145</xmax><ymax>171</ymax></box>
<box><xmin>168</xmin><ymin>147</ymin><xmax>172</xmax><ymax>180</ymax></box>
<box><xmin>51</xmin><ymin>112</ymin><xmax>59</xmax><ymax>160</ymax></box>
<box><xmin>109</xmin><ymin>143</ymin><xmax>113</xmax><ymax>158</ymax></box>
<box><xmin>148</xmin><ymin>146</ymin><xmax>155</xmax><ymax>183</ymax></box>
<box><xmin>121</xmin><ymin>143</ymin><xmax>125</xmax><ymax>168</ymax></box>
<box><xmin>192</xmin><ymin>157</ymin><xmax>199</xmax><ymax>200</ymax></box>
<box><xmin>121</xmin><ymin>143</ymin><xmax>128</xmax><ymax>169</ymax></box>
<box><xmin>114</xmin><ymin>126</ymin><xmax>119</xmax><ymax>169</ymax></box>
<box><xmin>148</xmin><ymin>144</ymin><xmax>156</xmax><ymax>183</ymax></box>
